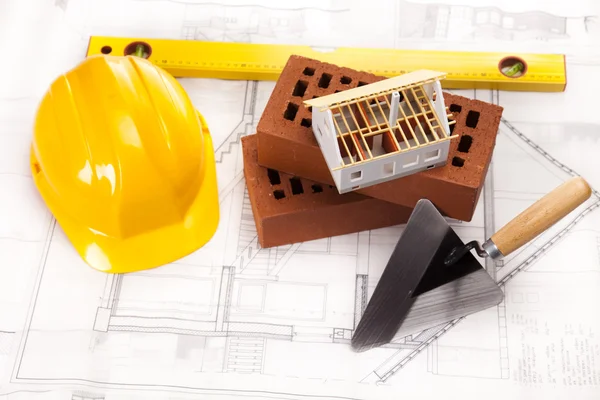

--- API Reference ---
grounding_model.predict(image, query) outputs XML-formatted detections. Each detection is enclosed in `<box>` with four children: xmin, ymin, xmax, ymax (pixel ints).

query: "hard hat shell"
<box><xmin>30</xmin><ymin>54</ymin><xmax>220</xmax><ymax>273</ymax></box>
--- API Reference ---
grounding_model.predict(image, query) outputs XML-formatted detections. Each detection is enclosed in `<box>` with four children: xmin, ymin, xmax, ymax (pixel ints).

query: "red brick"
<box><xmin>242</xmin><ymin>134</ymin><xmax>412</xmax><ymax>248</ymax></box>
<box><xmin>256</xmin><ymin>55</ymin><xmax>503</xmax><ymax>221</ymax></box>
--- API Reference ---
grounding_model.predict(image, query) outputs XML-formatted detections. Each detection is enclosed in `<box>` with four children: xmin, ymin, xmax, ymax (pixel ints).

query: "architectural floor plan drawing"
<box><xmin>5</xmin><ymin>81</ymin><xmax>600</xmax><ymax>399</ymax></box>
<box><xmin>2</xmin><ymin>0</ymin><xmax>600</xmax><ymax>399</ymax></box>
<box><xmin>71</xmin><ymin>0</ymin><xmax>600</xmax><ymax>53</ymax></box>
<box><xmin>395</xmin><ymin>0</ymin><xmax>595</xmax><ymax>42</ymax></box>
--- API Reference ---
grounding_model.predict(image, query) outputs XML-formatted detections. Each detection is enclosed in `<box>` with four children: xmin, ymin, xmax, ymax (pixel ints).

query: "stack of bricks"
<box><xmin>242</xmin><ymin>55</ymin><xmax>504</xmax><ymax>248</ymax></box>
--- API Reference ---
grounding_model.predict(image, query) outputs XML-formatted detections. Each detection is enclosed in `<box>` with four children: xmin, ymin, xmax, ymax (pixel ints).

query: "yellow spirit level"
<box><xmin>86</xmin><ymin>36</ymin><xmax>567</xmax><ymax>93</ymax></box>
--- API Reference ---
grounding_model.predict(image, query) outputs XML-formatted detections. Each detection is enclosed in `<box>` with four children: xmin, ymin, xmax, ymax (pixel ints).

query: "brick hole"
<box><xmin>457</xmin><ymin>135</ymin><xmax>473</xmax><ymax>153</ymax></box>
<box><xmin>318</xmin><ymin>73</ymin><xmax>333</xmax><ymax>88</ymax></box>
<box><xmin>334</xmin><ymin>90</ymin><xmax>341</xmax><ymax>93</ymax></box>
<box><xmin>340</xmin><ymin>76</ymin><xmax>352</xmax><ymax>84</ymax></box>
<box><xmin>267</xmin><ymin>168</ymin><xmax>281</xmax><ymax>185</ymax></box>
<box><xmin>466</xmin><ymin>110</ymin><xmax>480</xmax><ymax>128</ymax></box>
<box><xmin>289</xmin><ymin>177</ymin><xmax>304</xmax><ymax>195</ymax></box>
<box><xmin>357</xmin><ymin>81</ymin><xmax>368</xmax><ymax>87</ymax></box>
<box><xmin>293</xmin><ymin>80</ymin><xmax>308</xmax><ymax>97</ymax></box>
<box><xmin>303</xmin><ymin>67</ymin><xmax>315</xmax><ymax>76</ymax></box>
<box><xmin>311</xmin><ymin>184</ymin><xmax>323</xmax><ymax>193</ymax></box>
<box><xmin>452</xmin><ymin>156</ymin><xmax>465</xmax><ymax>167</ymax></box>
<box><xmin>273</xmin><ymin>190</ymin><xmax>286</xmax><ymax>200</ymax></box>
<box><xmin>301</xmin><ymin>118</ymin><xmax>312</xmax><ymax>128</ymax></box>
<box><xmin>449</xmin><ymin>104</ymin><xmax>462</xmax><ymax>113</ymax></box>
<box><xmin>284</xmin><ymin>102</ymin><xmax>299</xmax><ymax>121</ymax></box>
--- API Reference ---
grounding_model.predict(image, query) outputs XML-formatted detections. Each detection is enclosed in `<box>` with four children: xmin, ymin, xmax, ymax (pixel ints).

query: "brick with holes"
<box><xmin>242</xmin><ymin>134</ymin><xmax>412</xmax><ymax>248</ymax></box>
<box><xmin>256</xmin><ymin>55</ymin><xmax>504</xmax><ymax>221</ymax></box>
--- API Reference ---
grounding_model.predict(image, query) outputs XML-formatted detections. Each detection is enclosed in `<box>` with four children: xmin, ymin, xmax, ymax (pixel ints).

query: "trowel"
<box><xmin>351</xmin><ymin>176</ymin><xmax>592</xmax><ymax>351</ymax></box>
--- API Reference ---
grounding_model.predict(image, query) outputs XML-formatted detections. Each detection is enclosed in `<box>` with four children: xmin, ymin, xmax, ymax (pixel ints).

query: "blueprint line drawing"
<box><xmin>2</xmin><ymin>1</ymin><xmax>600</xmax><ymax>399</ymax></box>
<box><xmin>74</xmin><ymin>0</ymin><xmax>599</xmax><ymax>54</ymax></box>
<box><xmin>394</xmin><ymin>0</ymin><xmax>596</xmax><ymax>42</ymax></box>
<box><xmin>72</xmin><ymin>392</ymin><xmax>104</xmax><ymax>400</ymax></box>
<box><xmin>7</xmin><ymin>79</ymin><xmax>600</xmax><ymax>398</ymax></box>
<box><xmin>176</xmin><ymin>0</ymin><xmax>598</xmax><ymax>45</ymax></box>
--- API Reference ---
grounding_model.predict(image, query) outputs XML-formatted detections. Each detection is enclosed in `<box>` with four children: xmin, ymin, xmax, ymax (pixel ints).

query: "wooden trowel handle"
<box><xmin>490</xmin><ymin>176</ymin><xmax>592</xmax><ymax>257</ymax></box>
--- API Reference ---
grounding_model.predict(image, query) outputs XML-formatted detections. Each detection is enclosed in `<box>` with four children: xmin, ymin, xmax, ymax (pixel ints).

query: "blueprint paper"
<box><xmin>1</xmin><ymin>0</ymin><xmax>600</xmax><ymax>399</ymax></box>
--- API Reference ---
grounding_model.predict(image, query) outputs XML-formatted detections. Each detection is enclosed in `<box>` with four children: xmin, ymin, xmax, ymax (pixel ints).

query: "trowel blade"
<box><xmin>350</xmin><ymin>199</ymin><xmax>495</xmax><ymax>351</ymax></box>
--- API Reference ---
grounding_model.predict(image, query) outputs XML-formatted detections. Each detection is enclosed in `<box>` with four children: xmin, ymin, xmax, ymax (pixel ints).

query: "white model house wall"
<box><xmin>311</xmin><ymin>107</ymin><xmax>345</xmax><ymax>189</ymax></box>
<box><xmin>335</xmin><ymin>138</ymin><xmax>450</xmax><ymax>192</ymax></box>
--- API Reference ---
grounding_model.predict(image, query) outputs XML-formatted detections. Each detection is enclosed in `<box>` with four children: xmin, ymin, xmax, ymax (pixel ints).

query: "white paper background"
<box><xmin>1</xmin><ymin>0</ymin><xmax>599</xmax><ymax>399</ymax></box>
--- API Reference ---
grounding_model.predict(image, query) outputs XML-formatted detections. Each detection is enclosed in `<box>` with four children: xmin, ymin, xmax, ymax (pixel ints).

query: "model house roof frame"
<box><xmin>306</xmin><ymin>70</ymin><xmax>445</xmax><ymax>111</ymax></box>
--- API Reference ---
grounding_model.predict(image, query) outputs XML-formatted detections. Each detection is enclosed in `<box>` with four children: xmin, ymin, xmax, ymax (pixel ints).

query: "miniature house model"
<box><xmin>303</xmin><ymin>69</ymin><xmax>457</xmax><ymax>193</ymax></box>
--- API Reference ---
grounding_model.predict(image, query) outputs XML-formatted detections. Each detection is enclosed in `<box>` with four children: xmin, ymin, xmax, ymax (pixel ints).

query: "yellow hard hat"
<box><xmin>30</xmin><ymin>54</ymin><xmax>220</xmax><ymax>274</ymax></box>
